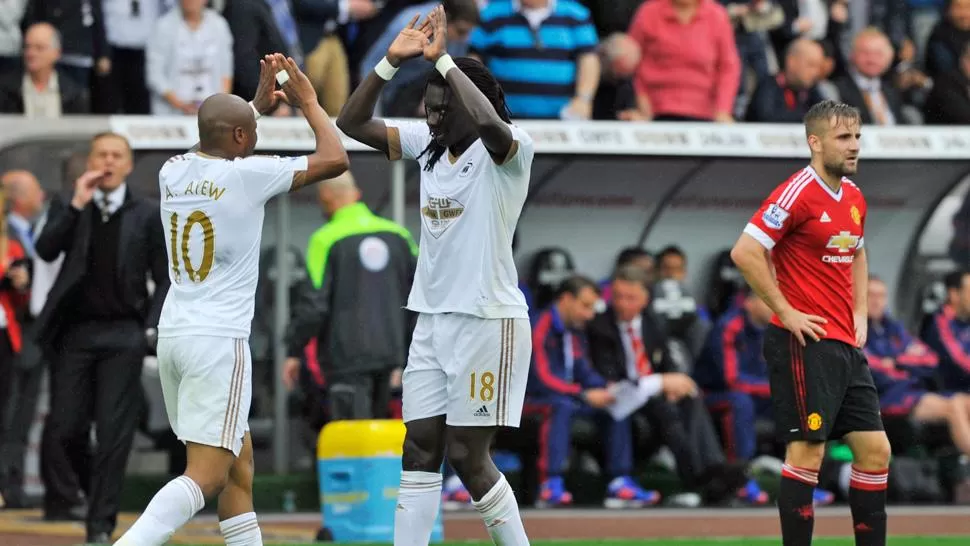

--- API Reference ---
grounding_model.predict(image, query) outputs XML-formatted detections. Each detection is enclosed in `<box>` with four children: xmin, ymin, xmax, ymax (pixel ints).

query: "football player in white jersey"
<box><xmin>114</xmin><ymin>55</ymin><xmax>349</xmax><ymax>546</ymax></box>
<box><xmin>337</xmin><ymin>6</ymin><xmax>533</xmax><ymax>546</ymax></box>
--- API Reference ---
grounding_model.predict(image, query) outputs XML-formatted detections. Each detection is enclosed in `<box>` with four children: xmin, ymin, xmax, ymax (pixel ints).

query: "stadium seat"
<box><xmin>703</xmin><ymin>248</ymin><xmax>745</xmax><ymax>320</ymax></box>
<box><xmin>650</xmin><ymin>279</ymin><xmax>712</xmax><ymax>363</ymax></box>
<box><xmin>524</xmin><ymin>247</ymin><xmax>577</xmax><ymax>312</ymax></box>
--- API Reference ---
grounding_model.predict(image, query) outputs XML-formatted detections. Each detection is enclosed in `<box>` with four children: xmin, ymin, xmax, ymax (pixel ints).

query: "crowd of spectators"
<box><xmin>0</xmin><ymin>0</ymin><xmax>968</xmax><ymax>125</ymax></box>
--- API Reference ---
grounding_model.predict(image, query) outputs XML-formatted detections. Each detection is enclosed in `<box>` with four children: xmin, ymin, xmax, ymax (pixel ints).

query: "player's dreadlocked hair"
<box><xmin>416</xmin><ymin>57</ymin><xmax>512</xmax><ymax>172</ymax></box>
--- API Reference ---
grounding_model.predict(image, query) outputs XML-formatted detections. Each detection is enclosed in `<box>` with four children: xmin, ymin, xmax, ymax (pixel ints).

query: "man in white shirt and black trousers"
<box><xmin>33</xmin><ymin>132</ymin><xmax>169</xmax><ymax>543</ymax></box>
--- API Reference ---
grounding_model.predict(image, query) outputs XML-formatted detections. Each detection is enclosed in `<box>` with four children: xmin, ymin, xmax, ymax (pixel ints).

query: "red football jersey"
<box><xmin>745</xmin><ymin>166</ymin><xmax>866</xmax><ymax>347</ymax></box>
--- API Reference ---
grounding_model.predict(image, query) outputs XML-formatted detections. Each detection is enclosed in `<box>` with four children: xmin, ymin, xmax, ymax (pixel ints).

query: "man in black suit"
<box><xmin>34</xmin><ymin>132</ymin><xmax>168</xmax><ymax>543</ymax></box>
<box><xmin>587</xmin><ymin>265</ymin><xmax>748</xmax><ymax>507</ymax></box>
<box><xmin>833</xmin><ymin>28</ymin><xmax>907</xmax><ymax>126</ymax></box>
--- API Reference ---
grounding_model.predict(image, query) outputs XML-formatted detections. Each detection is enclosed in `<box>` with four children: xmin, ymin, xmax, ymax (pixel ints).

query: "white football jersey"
<box><xmin>157</xmin><ymin>153</ymin><xmax>308</xmax><ymax>338</ymax></box>
<box><xmin>385</xmin><ymin>120</ymin><xmax>532</xmax><ymax>319</ymax></box>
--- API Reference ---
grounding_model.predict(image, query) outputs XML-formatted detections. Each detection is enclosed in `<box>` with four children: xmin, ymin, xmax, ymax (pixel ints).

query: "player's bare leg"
<box><xmin>217</xmin><ymin>433</ymin><xmax>263</xmax><ymax>545</ymax></box>
<box><xmin>778</xmin><ymin>440</ymin><xmax>826</xmax><ymax>546</ymax></box>
<box><xmin>113</xmin><ymin>443</ymin><xmax>235</xmax><ymax>545</ymax></box>
<box><xmin>843</xmin><ymin>431</ymin><xmax>891</xmax><ymax>546</ymax></box>
<box><xmin>913</xmin><ymin>393</ymin><xmax>970</xmax><ymax>455</ymax></box>
<box><xmin>447</xmin><ymin>426</ymin><xmax>529</xmax><ymax>546</ymax></box>
<box><xmin>395</xmin><ymin>415</ymin><xmax>447</xmax><ymax>546</ymax></box>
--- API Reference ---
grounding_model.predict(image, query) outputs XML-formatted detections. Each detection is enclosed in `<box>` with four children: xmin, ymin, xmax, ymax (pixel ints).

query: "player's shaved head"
<box><xmin>198</xmin><ymin>93</ymin><xmax>258</xmax><ymax>158</ymax></box>
<box><xmin>804</xmin><ymin>100</ymin><xmax>861</xmax><ymax>138</ymax></box>
<box><xmin>319</xmin><ymin>171</ymin><xmax>358</xmax><ymax>195</ymax></box>
<box><xmin>318</xmin><ymin>170</ymin><xmax>361</xmax><ymax>216</ymax></box>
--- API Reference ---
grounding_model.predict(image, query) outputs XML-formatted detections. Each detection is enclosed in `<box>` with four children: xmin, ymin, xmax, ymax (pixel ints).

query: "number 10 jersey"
<box><xmin>157</xmin><ymin>152</ymin><xmax>307</xmax><ymax>339</ymax></box>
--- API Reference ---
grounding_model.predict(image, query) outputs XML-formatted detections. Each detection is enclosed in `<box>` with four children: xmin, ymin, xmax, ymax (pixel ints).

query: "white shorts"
<box><xmin>157</xmin><ymin>335</ymin><xmax>252</xmax><ymax>456</ymax></box>
<box><xmin>402</xmin><ymin>314</ymin><xmax>532</xmax><ymax>427</ymax></box>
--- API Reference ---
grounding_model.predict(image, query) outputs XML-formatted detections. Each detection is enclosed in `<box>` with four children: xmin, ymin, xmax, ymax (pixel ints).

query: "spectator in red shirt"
<box><xmin>627</xmin><ymin>0</ymin><xmax>741</xmax><ymax>122</ymax></box>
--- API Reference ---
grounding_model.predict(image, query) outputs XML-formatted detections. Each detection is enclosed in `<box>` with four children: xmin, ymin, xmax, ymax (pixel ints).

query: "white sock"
<box><xmin>473</xmin><ymin>474</ymin><xmax>529</xmax><ymax>546</ymax></box>
<box><xmin>394</xmin><ymin>471</ymin><xmax>442</xmax><ymax>546</ymax></box>
<box><xmin>113</xmin><ymin>476</ymin><xmax>205</xmax><ymax>546</ymax></box>
<box><xmin>220</xmin><ymin>512</ymin><xmax>263</xmax><ymax>545</ymax></box>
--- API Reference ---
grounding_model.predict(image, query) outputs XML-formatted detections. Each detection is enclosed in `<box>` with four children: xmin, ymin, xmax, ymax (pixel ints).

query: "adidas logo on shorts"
<box><xmin>473</xmin><ymin>405</ymin><xmax>490</xmax><ymax>417</ymax></box>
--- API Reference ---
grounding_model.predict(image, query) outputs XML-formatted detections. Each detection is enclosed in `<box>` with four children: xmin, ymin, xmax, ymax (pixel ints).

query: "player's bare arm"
<box><xmin>423</xmin><ymin>6</ymin><xmax>515</xmax><ymax>164</ymax></box>
<box><xmin>336</xmin><ymin>14</ymin><xmax>432</xmax><ymax>156</ymax></box>
<box><xmin>731</xmin><ymin>232</ymin><xmax>827</xmax><ymax>346</ymax></box>
<box><xmin>853</xmin><ymin>247</ymin><xmax>869</xmax><ymax>347</ymax></box>
<box><xmin>273</xmin><ymin>54</ymin><xmax>350</xmax><ymax>190</ymax></box>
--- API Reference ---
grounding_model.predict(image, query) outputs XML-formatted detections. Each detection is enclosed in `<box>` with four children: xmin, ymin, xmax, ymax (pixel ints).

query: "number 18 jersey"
<box><xmin>157</xmin><ymin>153</ymin><xmax>307</xmax><ymax>339</ymax></box>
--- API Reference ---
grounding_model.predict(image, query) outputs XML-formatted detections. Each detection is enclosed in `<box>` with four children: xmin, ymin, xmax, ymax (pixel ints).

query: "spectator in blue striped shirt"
<box><xmin>468</xmin><ymin>0</ymin><xmax>601</xmax><ymax>119</ymax></box>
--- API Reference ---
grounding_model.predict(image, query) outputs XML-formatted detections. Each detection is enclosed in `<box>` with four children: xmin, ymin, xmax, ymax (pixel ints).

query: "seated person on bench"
<box><xmin>528</xmin><ymin>275</ymin><xmax>660</xmax><ymax>508</ymax></box>
<box><xmin>695</xmin><ymin>285</ymin><xmax>835</xmax><ymax>506</ymax></box>
<box><xmin>922</xmin><ymin>269</ymin><xmax>970</xmax><ymax>392</ymax></box>
<box><xmin>865</xmin><ymin>276</ymin><xmax>970</xmax><ymax>462</ymax></box>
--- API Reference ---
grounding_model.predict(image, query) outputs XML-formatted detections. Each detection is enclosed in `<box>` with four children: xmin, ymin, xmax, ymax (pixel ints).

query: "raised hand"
<box><xmin>275</xmin><ymin>54</ymin><xmax>318</xmax><ymax>110</ymax></box>
<box><xmin>387</xmin><ymin>13</ymin><xmax>432</xmax><ymax>67</ymax></box>
<box><xmin>252</xmin><ymin>54</ymin><xmax>288</xmax><ymax>115</ymax></box>
<box><xmin>423</xmin><ymin>5</ymin><xmax>448</xmax><ymax>63</ymax></box>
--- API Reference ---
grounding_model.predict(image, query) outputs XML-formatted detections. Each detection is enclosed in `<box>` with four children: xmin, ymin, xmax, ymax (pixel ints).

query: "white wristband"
<box><xmin>375</xmin><ymin>57</ymin><xmax>399</xmax><ymax>81</ymax></box>
<box><xmin>435</xmin><ymin>54</ymin><xmax>457</xmax><ymax>78</ymax></box>
<box><xmin>249</xmin><ymin>101</ymin><xmax>261</xmax><ymax>120</ymax></box>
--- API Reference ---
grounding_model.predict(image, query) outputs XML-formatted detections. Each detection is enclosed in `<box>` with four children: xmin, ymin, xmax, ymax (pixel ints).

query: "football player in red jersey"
<box><xmin>730</xmin><ymin>100</ymin><xmax>891</xmax><ymax>546</ymax></box>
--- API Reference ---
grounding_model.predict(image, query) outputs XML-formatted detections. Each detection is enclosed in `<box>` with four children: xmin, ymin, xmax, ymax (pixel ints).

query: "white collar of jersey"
<box><xmin>804</xmin><ymin>166</ymin><xmax>843</xmax><ymax>202</ymax></box>
<box><xmin>94</xmin><ymin>183</ymin><xmax>128</xmax><ymax>213</ymax></box>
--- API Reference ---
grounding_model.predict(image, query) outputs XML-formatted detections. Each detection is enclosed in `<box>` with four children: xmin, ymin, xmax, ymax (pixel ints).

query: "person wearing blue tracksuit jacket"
<box><xmin>527</xmin><ymin>275</ymin><xmax>659</xmax><ymax>509</ymax></box>
<box><xmin>922</xmin><ymin>270</ymin><xmax>970</xmax><ymax>392</ymax></box>
<box><xmin>865</xmin><ymin>275</ymin><xmax>970</xmax><ymax>461</ymax></box>
<box><xmin>696</xmin><ymin>286</ymin><xmax>835</xmax><ymax>506</ymax></box>
<box><xmin>866</xmin><ymin>276</ymin><xmax>939</xmax><ymax>393</ymax></box>
<box><xmin>696</xmin><ymin>288</ymin><xmax>773</xmax><ymax>463</ymax></box>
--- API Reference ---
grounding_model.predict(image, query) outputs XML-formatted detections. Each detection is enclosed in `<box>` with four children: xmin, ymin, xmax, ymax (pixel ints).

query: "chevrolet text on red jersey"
<box><xmin>744</xmin><ymin>166</ymin><xmax>867</xmax><ymax>347</ymax></box>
